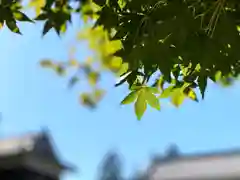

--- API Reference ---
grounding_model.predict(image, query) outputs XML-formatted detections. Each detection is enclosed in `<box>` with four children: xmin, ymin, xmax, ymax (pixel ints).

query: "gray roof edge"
<box><xmin>150</xmin><ymin>147</ymin><xmax>240</xmax><ymax>166</ymax></box>
<box><xmin>37</xmin><ymin>130</ymin><xmax>77</xmax><ymax>172</ymax></box>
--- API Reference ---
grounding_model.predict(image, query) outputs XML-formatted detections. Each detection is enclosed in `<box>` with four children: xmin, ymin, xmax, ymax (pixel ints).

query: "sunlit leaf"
<box><xmin>215</xmin><ymin>71</ymin><xmax>222</xmax><ymax>82</ymax></box>
<box><xmin>195</xmin><ymin>63</ymin><xmax>201</xmax><ymax>72</ymax></box>
<box><xmin>121</xmin><ymin>91</ymin><xmax>138</xmax><ymax>105</ymax></box>
<box><xmin>29</xmin><ymin>0</ymin><xmax>45</xmax><ymax>15</ymax></box>
<box><xmin>157</xmin><ymin>76</ymin><xmax>165</xmax><ymax>91</ymax></box>
<box><xmin>117</xmin><ymin>62</ymin><xmax>129</xmax><ymax>76</ymax></box>
<box><xmin>171</xmin><ymin>89</ymin><xmax>185</xmax><ymax>107</ymax></box>
<box><xmin>105</xmin><ymin>40</ymin><xmax>122</xmax><ymax>55</ymax></box>
<box><xmin>146</xmin><ymin>91</ymin><xmax>160</xmax><ymax>110</ymax></box>
<box><xmin>184</xmin><ymin>88</ymin><xmax>198</xmax><ymax>102</ymax></box>
<box><xmin>118</xmin><ymin>0</ymin><xmax>126</xmax><ymax>9</ymax></box>
<box><xmin>134</xmin><ymin>90</ymin><xmax>147</xmax><ymax>120</ymax></box>
<box><xmin>60</xmin><ymin>23</ymin><xmax>67</xmax><ymax>33</ymax></box>
<box><xmin>109</xmin><ymin>57</ymin><xmax>122</xmax><ymax>71</ymax></box>
<box><xmin>146</xmin><ymin>87</ymin><xmax>159</xmax><ymax>94</ymax></box>
<box><xmin>159</xmin><ymin>86</ymin><xmax>174</xmax><ymax>98</ymax></box>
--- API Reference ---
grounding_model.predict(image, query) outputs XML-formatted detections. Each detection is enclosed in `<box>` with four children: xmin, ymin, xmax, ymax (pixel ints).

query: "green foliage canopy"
<box><xmin>2</xmin><ymin>0</ymin><xmax>240</xmax><ymax>119</ymax></box>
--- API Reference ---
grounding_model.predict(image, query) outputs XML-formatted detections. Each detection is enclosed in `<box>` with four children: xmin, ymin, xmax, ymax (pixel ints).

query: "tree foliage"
<box><xmin>2</xmin><ymin>0</ymin><xmax>240</xmax><ymax>119</ymax></box>
<box><xmin>98</xmin><ymin>151</ymin><xmax>123</xmax><ymax>180</ymax></box>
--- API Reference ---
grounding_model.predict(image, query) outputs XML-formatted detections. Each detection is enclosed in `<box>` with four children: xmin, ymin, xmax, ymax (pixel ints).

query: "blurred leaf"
<box><xmin>68</xmin><ymin>76</ymin><xmax>79</xmax><ymax>88</ymax></box>
<box><xmin>109</xmin><ymin>57</ymin><xmax>122</xmax><ymax>71</ymax></box>
<box><xmin>88</xmin><ymin>71</ymin><xmax>99</xmax><ymax>86</ymax></box>
<box><xmin>80</xmin><ymin>93</ymin><xmax>96</xmax><ymax>109</ymax></box>
<box><xmin>69</xmin><ymin>59</ymin><xmax>79</xmax><ymax>67</ymax></box>
<box><xmin>94</xmin><ymin>89</ymin><xmax>105</xmax><ymax>101</ymax></box>
<box><xmin>29</xmin><ymin>0</ymin><xmax>45</xmax><ymax>15</ymax></box>
<box><xmin>55</xmin><ymin>65</ymin><xmax>65</xmax><ymax>76</ymax></box>
<box><xmin>40</xmin><ymin>59</ymin><xmax>53</xmax><ymax>68</ymax></box>
<box><xmin>105</xmin><ymin>40</ymin><xmax>122</xmax><ymax>55</ymax></box>
<box><xmin>219</xmin><ymin>76</ymin><xmax>234</xmax><ymax>87</ymax></box>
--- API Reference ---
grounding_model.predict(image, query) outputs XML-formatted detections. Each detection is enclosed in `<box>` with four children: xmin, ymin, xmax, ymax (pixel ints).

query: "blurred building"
<box><xmin>0</xmin><ymin>131</ymin><xmax>74</xmax><ymax>180</ymax></box>
<box><xmin>147</xmin><ymin>145</ymin><xmax>240</xmax><ymax>180</ymax></box>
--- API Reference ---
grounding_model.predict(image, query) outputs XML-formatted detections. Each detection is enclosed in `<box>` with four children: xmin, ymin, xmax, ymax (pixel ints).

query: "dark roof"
<box><xmin>0</xmin><ymin>131</ymin><xmax>75</xmax><ymax>171</ymax></box>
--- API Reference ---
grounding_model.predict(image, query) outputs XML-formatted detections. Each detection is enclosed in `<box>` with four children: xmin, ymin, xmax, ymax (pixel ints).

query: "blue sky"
<box><xmin>1</xmin><ymin>17</ymin><xmax>240</xmax><ymax>180</ymax></box>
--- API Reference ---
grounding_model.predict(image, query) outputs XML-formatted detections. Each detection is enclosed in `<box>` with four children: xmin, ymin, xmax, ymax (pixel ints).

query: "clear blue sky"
<box><xmin>1</xmin><ymin>17</ymin><xmax>240</xmax><ymax>180</ymax></box>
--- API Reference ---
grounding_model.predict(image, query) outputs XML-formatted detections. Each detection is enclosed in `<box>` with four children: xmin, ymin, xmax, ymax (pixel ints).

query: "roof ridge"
<box><xmin>179</xmin><ymin>147</ymin><xmax>240</xmax><ymax>159</ymax></box>
<box><xmin>151</xmin><ymin>147</ymin><xmax>240</xmax><ymax>166</ymax></box>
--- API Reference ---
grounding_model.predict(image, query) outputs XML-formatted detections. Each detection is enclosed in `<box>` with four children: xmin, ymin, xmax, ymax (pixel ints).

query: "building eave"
<box><xmin>149</xmin><ymin>148</ymin><xmax>240</xmax><ymax>180</ymax></box>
